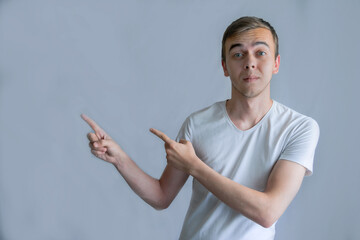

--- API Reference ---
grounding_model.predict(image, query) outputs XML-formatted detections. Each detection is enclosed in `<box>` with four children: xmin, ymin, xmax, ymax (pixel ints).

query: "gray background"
<box><xmin>1</xmin><ymin>0</ymin><xmax>359</xmax><ymax>239</ymax></box>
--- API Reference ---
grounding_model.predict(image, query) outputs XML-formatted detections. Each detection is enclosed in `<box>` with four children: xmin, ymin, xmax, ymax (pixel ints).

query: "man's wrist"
<box><xmin>188</xmin><ymin>156</ymin><xmax>205</xmax><ymax>177</ymax></box>
<box><xmin>112</xmin><ymin>154</ymin><xmax>129</xmax><ymax>171</ymax></box>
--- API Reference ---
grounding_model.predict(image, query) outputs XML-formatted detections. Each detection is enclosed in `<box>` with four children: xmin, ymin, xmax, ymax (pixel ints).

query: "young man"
<box><xmin>82</xmin><ymin>16</ymin><xmax>319</xmax><ymax>240</ymax></box>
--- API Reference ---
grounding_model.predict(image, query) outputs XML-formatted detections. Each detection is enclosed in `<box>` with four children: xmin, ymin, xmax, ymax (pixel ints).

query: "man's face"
<box><xmin>222</xmin><ymin>28</ymin><xmax>280</xmax><ymax>99</ymax></box>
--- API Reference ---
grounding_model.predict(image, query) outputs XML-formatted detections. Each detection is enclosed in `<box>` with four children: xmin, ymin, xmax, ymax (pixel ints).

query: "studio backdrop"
<box><xmin>1</xmin><ymin>0</ymin><xmax>359</xmax><ymax>239</ymax></box>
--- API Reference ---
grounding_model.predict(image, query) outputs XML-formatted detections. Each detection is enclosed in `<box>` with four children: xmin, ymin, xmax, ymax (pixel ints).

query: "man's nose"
<box><xmin>244</xmin><ymin>55</ymin><xmax>256</xmax><ymax>69</ymax></box>
<box><xmin>245</xmin><ymin>64</ymin><xmax>255</xmax><ymax>69</ymax></box>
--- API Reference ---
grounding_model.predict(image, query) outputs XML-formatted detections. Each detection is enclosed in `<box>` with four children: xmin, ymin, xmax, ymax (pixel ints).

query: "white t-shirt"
<box><xmin>176</xmin><ymin>100</ymin><xmax>320</xmax><ymax>240</ymax></box>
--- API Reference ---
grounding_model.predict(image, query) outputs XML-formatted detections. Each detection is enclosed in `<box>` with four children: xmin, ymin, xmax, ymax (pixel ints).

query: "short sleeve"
<box><xmin>175</xmin><ymin>116</ymin><xmax>193</xmax><ymax>143</ymax></box>
<box><xmin>279</xmin><ymin>118</ymin><xmax>320</xmax><ymax>176</ymax></box>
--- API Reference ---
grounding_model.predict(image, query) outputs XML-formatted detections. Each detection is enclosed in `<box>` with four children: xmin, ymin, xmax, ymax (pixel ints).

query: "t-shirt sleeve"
<box><xmin>175</xmin><ymin>116</ymin><xmax>192</xmax><ymax>143</ymax></box>
<box><xmin>279</xmin><ymin>117</ymin><xmax>320</xmax><ymax>176</ymax></box>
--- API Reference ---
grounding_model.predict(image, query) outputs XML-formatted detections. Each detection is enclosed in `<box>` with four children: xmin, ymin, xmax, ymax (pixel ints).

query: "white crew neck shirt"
<box><xmin>176</xmin><ymin>100</ymin><xmax>320</xmax><ymax>240</ymax></box>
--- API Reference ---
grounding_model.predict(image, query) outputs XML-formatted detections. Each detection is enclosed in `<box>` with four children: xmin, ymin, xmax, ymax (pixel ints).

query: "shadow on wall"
<box><xmin>0</xmin><ymin>0</ymin><xmax>6</xmax><ymax>234</ymax></box>
<box><xmin>0</xmin><ymin>0</ymin><xmax>10</xmax><ymax>8</ymax></box>
<box><xmin>0</xmin><ymin>0</ymin><xmax>7</xmax><ymax>91</ymax></box>
<box><xmin>0</xmin><ymin>76</ymin><xmax>3</xmax><ymax>240</ymax></box>
<box><xmin>0</xmin><ymin>75</ymin><xmax>3</xmax><ymax>240</ymax></box>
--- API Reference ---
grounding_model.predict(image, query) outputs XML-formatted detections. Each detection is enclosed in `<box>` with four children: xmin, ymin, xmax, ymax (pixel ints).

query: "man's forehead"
<box><xmin>226</xmin><ymin>28</ymin><xmax>274</xmax><ymax>49</ymax></box>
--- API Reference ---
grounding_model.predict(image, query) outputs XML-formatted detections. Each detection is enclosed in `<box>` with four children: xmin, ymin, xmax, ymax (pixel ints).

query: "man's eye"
<box><xmin>258</xmin><ymin>51</ymin><xmax>266</xmax><ymax>56</ymax></box>
<box><xmin>234</xmin><ymin>53</ymin><xmax>243</xmax><ymax>57</ymax></box>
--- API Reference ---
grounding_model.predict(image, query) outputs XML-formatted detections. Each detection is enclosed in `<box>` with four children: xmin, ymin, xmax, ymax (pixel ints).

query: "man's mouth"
<box><xmin>243</xmin><ymin>75</ymin><xmax>260</xmax><ymax>82</ymax></box>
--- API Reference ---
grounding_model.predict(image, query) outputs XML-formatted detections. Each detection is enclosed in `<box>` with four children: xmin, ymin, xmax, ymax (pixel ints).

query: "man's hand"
<box><xmin>150</xmin><ymin>128</ymin><xmax>200</xmax><ymax>174</ymax></box>
<box><xmin>81</xmin><ymin>114</ymin><xmax>129</xmax><ymax>165</ymax></box>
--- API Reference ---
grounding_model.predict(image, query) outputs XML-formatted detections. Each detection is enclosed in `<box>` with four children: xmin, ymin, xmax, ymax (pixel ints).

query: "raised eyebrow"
<box><xmin>229</xmin><ymin>43</ymin><xmax>242</xmax><ymax>53</ymax></box>
<box><xmin>229</xmin><ymin>41</ymin><xmax>270</xmax><ymax>53</ymax></box>
<box><xmin>253</xmin><ymin>41</ymin><xmax>270</xmax><ymax>49</ymax></box>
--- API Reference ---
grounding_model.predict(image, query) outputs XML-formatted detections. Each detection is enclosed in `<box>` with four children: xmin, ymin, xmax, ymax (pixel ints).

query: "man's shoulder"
<box><xmin>272</xmin><ymin>100</ymin><xmax>319</xmax><ymax>133</ymax></box>
<box><xmin>274</xmin><ymin>101</ymin><xmax>308</xmax><ymax>119</ymax></box>
<box><xmin>187</xmin><ymin>100</ymin><xmax>225</xmax><ymax>123</ymax></box>
<box><xmin>177</xmin><ymin>101</ymin><xmax>225</xmax><ymax>140</ymax></box>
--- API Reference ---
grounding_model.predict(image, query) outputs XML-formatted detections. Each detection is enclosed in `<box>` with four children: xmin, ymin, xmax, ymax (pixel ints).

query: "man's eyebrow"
<box><xmin>253</xmin><ymin>41</ymin><xmax>270</xmax><ymax>48</ymax></box>
<box><xmin>229</xmin><ymin>43</ymin><xmax>242</xmax><ymax>52</ymax></box>
<box><xmin>228</xmin><ymin>41</ymin><xmax>270</xmax><ymax>52</ymax></box>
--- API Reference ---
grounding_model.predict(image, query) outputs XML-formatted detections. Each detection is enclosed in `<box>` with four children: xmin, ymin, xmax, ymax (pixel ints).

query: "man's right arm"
<box><xmin>81</xmin><ymin>114</ymin><xmax>189</xmax><ymax>210</ymax></box>
<box><xmin>113</xmin><ymin>156</ymin><xmax>189</xmax><ymax>210</ymax></box>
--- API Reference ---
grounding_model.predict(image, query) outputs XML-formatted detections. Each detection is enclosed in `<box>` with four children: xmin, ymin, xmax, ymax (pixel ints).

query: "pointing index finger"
<box><xmin>150</xmin><ymin>128</ymin><xmax>173</xmax><ymax>144</ymax></box>
<box><xmin>81</xmin><ymin>114</ymin><xmax>101</xmax><ymax>132</ymax></box>
<box><xmin>81</xmin><ymin>114</ymin><xmax>112</xmax><ymax>141</ymax></box>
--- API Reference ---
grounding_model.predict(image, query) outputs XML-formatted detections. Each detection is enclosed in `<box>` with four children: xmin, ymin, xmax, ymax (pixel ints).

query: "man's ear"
<box><xmin>222</xmin><ymin>60</ymin><xmax>229</xmax><ymax>77</ymax></box>
<box><xmin>273</xmin><ymin>55</ymin><xmax>280</xmax><ymax>74</ymax></box>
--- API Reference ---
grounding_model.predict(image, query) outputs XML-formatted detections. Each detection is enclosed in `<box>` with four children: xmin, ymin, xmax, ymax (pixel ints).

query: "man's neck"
<box><xmin>226</xmin><ymin>90</ymin><xmax>273</xmax><ymax>131</ymax></box>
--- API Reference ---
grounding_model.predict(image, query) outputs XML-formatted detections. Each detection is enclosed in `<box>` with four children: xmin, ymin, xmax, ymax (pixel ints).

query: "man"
<box><xmin>82</xmin><ymin>16</ymin><xmax>319</xmax><ymax>240</ymax></box>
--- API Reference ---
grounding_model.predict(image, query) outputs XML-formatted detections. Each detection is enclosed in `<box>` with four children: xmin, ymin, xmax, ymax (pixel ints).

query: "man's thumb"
<box><xmin>99</xmin><ymin>139</ymin><xmax>113</xmax><ymax>147</ymax></box>
<box><xmin>179</xmin><ymin>139</ymin><xmax>188</xmax><ymax>144</ymax></box>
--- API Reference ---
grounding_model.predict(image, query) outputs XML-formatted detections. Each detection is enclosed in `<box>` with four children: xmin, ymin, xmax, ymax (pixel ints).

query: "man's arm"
<box><xmin>150</xmin><ymin>128</ymin><xmax>306</xmax><ymax>228</ymax></box>
<box><xmin>114</xmin><ymin>158</ymin><xmax>189</xmax><ymax>210</ymax></box>
<box><xmin>81</xmin><ymin>114</ymin><xmax>188</xmax><ymax>210</ymax></box>
<box><xmin>191</xmin><ymin>158</ymin><xmax>305</xmax><ymax>228</ymax></box>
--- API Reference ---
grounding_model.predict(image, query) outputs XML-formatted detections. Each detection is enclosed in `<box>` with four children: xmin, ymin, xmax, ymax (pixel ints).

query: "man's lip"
<box><xmin>243</xmin><ymin>76</ymin><xmax>260</xmax><ymax>82</ymax></box>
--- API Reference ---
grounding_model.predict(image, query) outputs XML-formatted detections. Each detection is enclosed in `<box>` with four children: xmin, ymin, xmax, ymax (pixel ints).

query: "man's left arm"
<box><xmin>150</xmin><ymin>128</ymin><xmax>307</xmax><ymax>228</ymax></box>
<box><xmin>190</xmin><ymin>158</ymin><xmax>306</xmax><ymax>228</ymax></box>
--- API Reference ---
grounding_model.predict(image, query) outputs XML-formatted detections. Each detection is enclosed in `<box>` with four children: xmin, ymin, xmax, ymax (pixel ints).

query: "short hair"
<box><xmin>221</xmin><ymin>16</ymin><xmax>279</xmax><ymax>62</ymax></box>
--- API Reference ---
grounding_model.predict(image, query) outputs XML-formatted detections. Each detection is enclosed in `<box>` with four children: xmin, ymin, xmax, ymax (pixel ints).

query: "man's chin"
<box><xmin>241</xmin><ymin>92</ymin><xmax>259</xmax><ymax>98</ymax></box>
<box><xmin>231</xmin><ymin>83</ymin><xmax>269</xmax><ymax>99</ymax></box>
